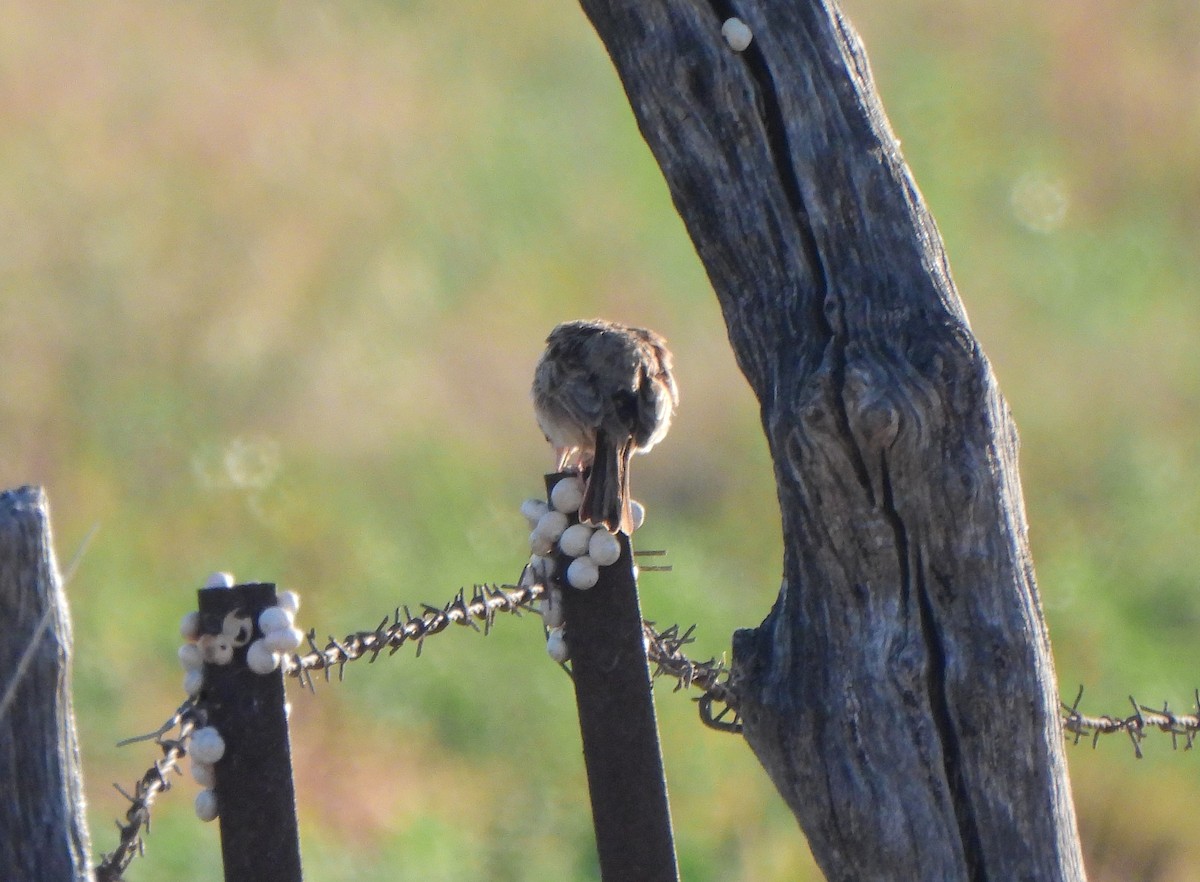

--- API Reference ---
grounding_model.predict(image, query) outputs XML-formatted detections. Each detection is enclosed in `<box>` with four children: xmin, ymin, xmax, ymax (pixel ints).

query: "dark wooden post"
<box><xmin>0</xmin><ymin>486</ymin><xmax>94</xmax><ymax>882</ymax></box>
<box><xmin>548</xmin><ymin>474</ymin><xmax>679</xmax><ymax>882</ymax></box>
<box><xmin>198</xmin><ymin>583</ymin><xmax>303</xmax><ymax>882</ymax></box>
<box><xmin>575</xmin><ymin>1</ymin><xmax>1086</xmax><ymax>879</ymax></box>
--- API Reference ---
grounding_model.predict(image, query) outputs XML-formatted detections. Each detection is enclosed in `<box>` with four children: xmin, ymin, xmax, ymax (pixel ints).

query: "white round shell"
<box><xmin>566</xmin><ymin>556</ymin><xmax>600</xmax><ymax>590</ymax></box>
<box><xmin>276</xmin><ymin>590</ymin><xmax>301</xmax><ymax>614</ymax></box>
<box><xmin>541</xmin><ymin>587</ymin><xmax>565</xmax><ymax>629</ymax></box>
<box><xmin>520</xmin><ymin>498</ymin><xmax>550</xmax><ymax>526</ymax></box>
<box><xmin>558</xmin><ymin>523</ymin><xmax>594</xmax><ymax>558</ymax></box>
<box><xmin>183</xmin><ymin>668</ymin><xmax>204</xmax><ymax>697</ymax></box>
<box><xmin>534</xmin><ymin>510</ymin><xmax>569</xmax><ymax>541</ymax></box>
<box><xmin>247</xmin><ymin>639</ymin><xmax>281</xmax><ymax>674</ymax></box>
<box><xmin>179</xmin><ymin>611</ymin><xmax>201</xmax><ymax>642</ymax></box>
<box><xmin>722</xmin><ymin>17</ymin><xmax>753</xmax><ymax>52</ymax></box>
<box><xmin>264</xmin><ymin>626</ymin><xmax>304</xmax><ymax>653</ymax></box>
<box><xmin>629</xmin><ymin>500</ymin><xmax>646</xmax><ymax>532</ymax></box>
<box><xmin>588</xmin><ymin>529</ymin><xmax>621</xmax><ymax>567</ymax></box>
<box><xmin>258</xmin><ymin>606</ymin><xmax>294</xmax><ymax>635</ymax></box>
<box><xmin>550</xmin><ymin>477</ymin><xmax>585</xmax><ymax>514</ymax></box>
<box><xmin>178</xmin><ymin>643</ymin><xmax>204</xmax><ymax>671</ymax></box>
<box><xmin>191</xmin><ymin>760</ymin><xmax>216</xmax><ymax>789</ymax></box>
<box><xmin>194</xmin><ymin>789</ymin><xmax>219</xmax><ymax>822</ymax></box>
<box><xmin>204</xmin><ymin>571</ymin><xmax>235</xmax><ymax>589</ymax></box>
<box><xmin>190</xmin><ymin>727</ymin><xmax>227</xmax><ymax>764</ymax></box>
<box><xmin>546</xmin><ymin>627</ymin><xmax>570</xmax><ymax>663</ymax></box>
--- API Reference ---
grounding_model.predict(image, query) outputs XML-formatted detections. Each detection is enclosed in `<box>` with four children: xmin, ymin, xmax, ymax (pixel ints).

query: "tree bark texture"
<box><xmin>0</xmin><ymin>486</ymin><xmax>94</xmax><ymax>882</ymax></box>
<box><xmin>576</xmin><ymin>1</ymin><xmax>1086</xmax><ymax>879</ymax></box>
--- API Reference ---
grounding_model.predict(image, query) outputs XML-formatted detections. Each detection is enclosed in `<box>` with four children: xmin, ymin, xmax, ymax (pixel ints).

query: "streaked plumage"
<box><xmin>532</xmin><ymin>319</ymin><xmax>677</xmax><ymax>533</ymax></box>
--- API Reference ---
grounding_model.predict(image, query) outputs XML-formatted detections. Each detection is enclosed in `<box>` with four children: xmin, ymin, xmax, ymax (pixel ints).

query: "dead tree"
<box><xmin>576</xmin><ymin>1</ymin><xmax>1087</xmax><ymax>878</ymax></box>
<box><xmin>0</xmin><ymin>486</ymin><xmax>94</xmax><ymax>882</ymax></box>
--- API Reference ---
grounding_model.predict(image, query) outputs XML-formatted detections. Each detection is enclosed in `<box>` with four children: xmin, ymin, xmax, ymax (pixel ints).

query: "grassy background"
<box><xmin>2</xmin><ymin>0</ymin><xmax>1198</xmax><ymax>878</ymax></box>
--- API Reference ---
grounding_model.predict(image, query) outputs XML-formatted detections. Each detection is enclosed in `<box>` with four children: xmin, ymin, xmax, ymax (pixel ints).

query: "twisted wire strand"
<box><xmin>282</xmin><ymin>583</ymin><xmax>545</xmax><ymax>687</ymax></box>
<box><xmin>95</xmin><ymin>698</ymin><xmax>204</xmax><ymax>881</ymax></box>
<box><xmin>1062</xmin><ymin>686</ymin><xmax>1200</xmax><ymax>757</ymax></box>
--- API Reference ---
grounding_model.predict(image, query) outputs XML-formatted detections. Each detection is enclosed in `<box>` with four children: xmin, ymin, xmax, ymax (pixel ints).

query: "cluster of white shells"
<box><xmin>176</xmin><ymin>571</ymin><xmax>304</xmax><ymax>822</ymax></box>
<box><xmin>520</xmin><ymin>477</ymin><xmax>645</xmax><ymax>664</ymax></box>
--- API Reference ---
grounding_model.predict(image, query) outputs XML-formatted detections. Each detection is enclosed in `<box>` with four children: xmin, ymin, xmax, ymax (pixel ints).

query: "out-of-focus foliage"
<box><xmin>1</xmin><ymin>0</ymin><xmax>1197</xmax><ymax>878</ymax></box>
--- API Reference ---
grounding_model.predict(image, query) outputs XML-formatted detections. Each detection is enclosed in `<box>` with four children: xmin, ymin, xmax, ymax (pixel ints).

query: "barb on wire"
<box><xmin>1061</xmin><ymin>686</ymin><xmax>1200</xmax><ymax>757</ymax></box>
<box><xmin>643</xmin><ymin>621</ymin><xmax>742</xmax><ymax>734</ymax></box>
<box><xmin>284</xmin><ymin>582</ymin><xmax>545</xmax><ymax>686</ymax></box>
<box><xmin>95</xmin><ymin>697</ymin><xmax>205</xmax><ymax>882</ymax></box>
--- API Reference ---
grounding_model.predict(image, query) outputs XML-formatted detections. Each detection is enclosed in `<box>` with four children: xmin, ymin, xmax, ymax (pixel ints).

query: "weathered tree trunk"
<box><xmin>576</xmin><ymin>1</ymin><xmax>1086</xmax><ymax>879</ymax></box>
<box><xmin>0</xmin><ymin>486</ymin><xmax>94</xmax><ymax>881</ymax></box>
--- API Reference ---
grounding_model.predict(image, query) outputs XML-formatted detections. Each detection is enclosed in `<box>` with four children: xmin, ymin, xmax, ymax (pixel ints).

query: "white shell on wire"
<box><xmin>535</xmin><ymin>510</ymin><xmax>569</xmax><ymax>541</ymax></box>
<box><xmin>629</xmin><ymin>500</ymin><xmax>646</xmax><ymax>532</ymax></box>
<box><xmin>246</xmin><ymin>639</ymin><xmax>281</xmax><ymax>674</ymax></box>
<box><xmin>258</xmin><ymin>606</ymin><xmax>294</xmax><ymax>634</ymax></box>
<box><xmin>276</xmin><ymin>590</ymin><xmax>301</xmax><ymax>614</ymax></box>
<box><xmin>520</xmin><ymin>498</ymin><xmax>550</xmax><ymax>526</ymax></box>
<box><xmin>546</xmin><ymin>627</ymin><xmax>570</xmax><ymax>663</ymax></box>
<box><xmin>588</xmin><ymin>529</ymin><xmax>621</xmax><ymax>567</ymax></box>
<box><xmin>191</xmin><ymin>760</ymin><xmax>216</xmax><ymax>789</ymax></box>
<box><xmin>722</xmin><ymin>17</ymin><xmax>753</xmax><ymax>51</ymax></box>
<box><xmin>194</xmin><ymin>789</ymin><xmax>219</xmax><ymax>822</ymax></box>
<box><xmin>558</xmin><ymin>523</ymin><xmax>594</xmax><ymax>558</ymax></box>
<box><xmin>178</xmin><ymin>643</ymin><xmax>204</xmax><ymax>671</ymax></box>
<box><xmin>566</xmin><ymin>556</ymin><xmax>600</xmax><ymax>590</ymax></box>
<box><xmin>541</xmin><ymin>587</ymin><xmax>565</xmax><ymax>629</ymax></box>
<box><xmin>179</xmin><ymin>611</ymin><xmax>201</xmax><ymax>641</ymax></box>
<box><xmin>264</xmin><ymin>626</ymin><xmax>305</xmax><ymax>653</ymax></box>
<box><xmin>190</xmin><ymin>727</ymin><xmax>227</xmax><ymax>764</ymax></box>
<box><xmin>183</xmin><ymin>668</ymin><xmax>204</xmax><ymax>697</ymax></box>
<box><xmin>550</xmin><ymin>477</ymin><xmax>585</xmax><ymax>514</ymax></box>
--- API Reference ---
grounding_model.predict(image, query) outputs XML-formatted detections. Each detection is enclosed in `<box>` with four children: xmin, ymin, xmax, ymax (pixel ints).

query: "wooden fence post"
<box><xmin>548</xmin><ymin>474</ymin><xmax>679</xmax><ymax>882</ymax></box>
<box><xmin>0</xmin><ymin>485</ymin><xmax>94</xmax><ymax>882</ymax></box>
<box><xmin>575</xmin><ymin>1</ymin><xmax>1086</xmax><ymax>878</ymax></box>
<box><xmin>198</xmin><ymin>582</ymin><xmax>302</xmax><ymax>882</ymax></box>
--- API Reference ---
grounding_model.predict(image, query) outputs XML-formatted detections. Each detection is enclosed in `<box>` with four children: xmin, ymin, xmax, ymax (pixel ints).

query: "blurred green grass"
<box><xmin>2</xmin><ymin>0</ymin><xmax>1198</xmax><ymax>879</ymax></box>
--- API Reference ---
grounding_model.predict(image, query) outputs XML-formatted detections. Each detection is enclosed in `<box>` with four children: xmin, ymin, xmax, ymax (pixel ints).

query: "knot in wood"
<box><xmin>842</xmin><ymin>362</ymin><xmax>900</xmax><ymax>456</ymax></box>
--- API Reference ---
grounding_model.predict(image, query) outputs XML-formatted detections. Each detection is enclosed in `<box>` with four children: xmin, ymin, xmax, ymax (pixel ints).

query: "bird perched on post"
<box><xmin>532</xmin><ymin>319</ymin><xmax>678</xmax><ymax>534</ymax></box>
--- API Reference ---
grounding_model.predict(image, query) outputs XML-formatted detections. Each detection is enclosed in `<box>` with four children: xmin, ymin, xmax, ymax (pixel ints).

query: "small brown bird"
<box><xmin>533</xmin><ymin>319</ymin><xmax>678</xmax><ymax>533</ymax></box>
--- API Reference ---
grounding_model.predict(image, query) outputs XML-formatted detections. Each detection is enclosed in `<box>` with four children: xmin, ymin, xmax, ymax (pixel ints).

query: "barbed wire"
<box><xmin>643</xmin><ymin>622</ymin><xmax>742</xmax><ymax>733</ymax></box>
<box><xmin>97</xmin><ymin>585</ymin><xmax>1200</xmax><ymax>882</ymax></box>
<box><xmin>100</xmin><ymin>580</ymin><xmax>1200</xmax><ymax>881</ymax></box>
<box><xmin>281</xmin><ymin>583</ymin><xmax>544</xmax><ymax>688</ymax></box>
<box><xmin>1061</xmin><ymin>686</ymin><xmax>1200</xmax><ymax>757</ymax></box>
<box><xmin>95</xmin><ymin>697</ymin><xmax>204</xmax><ymax>881</ymax></box>
<box><xmin>95</xmin><ymin>578</ymin><xmax>739</xmax><ymax>878</ymax></box>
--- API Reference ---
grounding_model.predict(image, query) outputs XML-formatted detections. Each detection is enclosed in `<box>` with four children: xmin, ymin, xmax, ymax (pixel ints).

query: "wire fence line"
<box><xmin>95</xmin><ymin>575</ymin><xmax>1198</xmax><ymax>880</ymax></box>
<box><xmin>94</xmin><ymin>577</ymin><xmax>738</xmax><ymax>880</ymax></box>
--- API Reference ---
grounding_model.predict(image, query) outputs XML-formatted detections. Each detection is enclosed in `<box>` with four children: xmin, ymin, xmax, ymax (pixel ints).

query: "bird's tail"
<box><xmin>581</xmin><ymin>429</ymin><xmax>633</xmax><ymax>534</ymax></box>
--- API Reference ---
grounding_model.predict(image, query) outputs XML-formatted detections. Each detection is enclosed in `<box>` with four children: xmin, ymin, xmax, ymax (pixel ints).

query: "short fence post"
<box><xmin>0</xmin><ymin>485</ymin><xmax>93</xmax><ymax>882</ymax></box>
<box><xmin>198</xmin><ymin>582</ymin><xmax>302</xmax><ymax>882</ymax></box>
<box><xmin>547</xmin><ymin>474</ymin><xmax>679</xmax><ymax>882</ymax></box>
